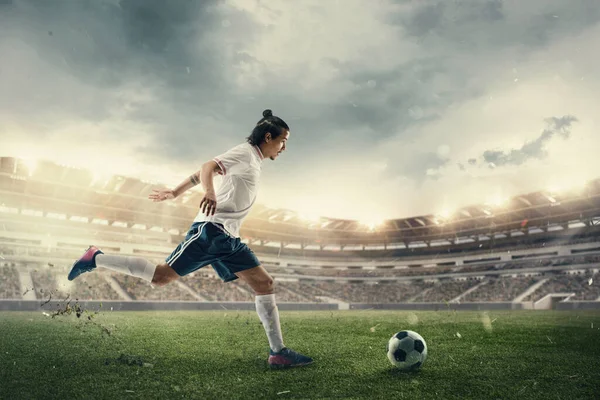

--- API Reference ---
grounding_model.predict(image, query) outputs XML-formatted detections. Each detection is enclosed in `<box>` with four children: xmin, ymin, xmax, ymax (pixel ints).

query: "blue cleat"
<box><xmin>268</xmin><ymin>347</ymin><xmax>313</xmax><ymax>369</ymax></box>
<box><xmin>68</xmin><ymin>246</ymin><xmax>103</xmax><ymax>281</ymax></box>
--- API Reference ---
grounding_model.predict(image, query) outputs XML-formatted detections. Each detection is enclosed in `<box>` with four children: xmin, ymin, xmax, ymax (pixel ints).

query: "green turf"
<box><xmin>1</xmin><ymin>308</ymin><xmax>600</xmax><ymax>399</ymax></box>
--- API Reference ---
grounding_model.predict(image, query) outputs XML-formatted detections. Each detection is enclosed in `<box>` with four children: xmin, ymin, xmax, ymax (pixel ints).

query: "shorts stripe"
<box><xmin>166</xmin><ymin>222</ymin><xmax>207</xmax><ymax>265</ymax></box>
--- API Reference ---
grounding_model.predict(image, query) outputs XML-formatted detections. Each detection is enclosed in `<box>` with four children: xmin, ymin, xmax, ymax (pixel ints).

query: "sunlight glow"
<box><xmin>547</xmin><ymin>178</ymin><xmax>588</xmax><ymax>195</ymax></box>
<box><xmin>90</xmin><ymin>170</ymin><xmax>113</xmax><ymax>187</ymax></box>
<box><xmin>485</xmin><ymin>194</ymin><xmax>510</xmax><ymax>208</ymax></box>
<box><xmin>437</xmin><ymin>208</ymin><xmax>453</xmax><ymax>219</ymax></box>
<box><xmin>360</xmin><ymin>217</ymin><xmax>385</xmax><ymax>231</ymax></box>
<box><xmin>21</xmin><ymin>158</ymin><xmax>38</xmax><ymax>177</ymax></box>
<box><xmin>298</xmin><ymin>212</ymin><xmax>322</xmax><ymax>223</ymax></box>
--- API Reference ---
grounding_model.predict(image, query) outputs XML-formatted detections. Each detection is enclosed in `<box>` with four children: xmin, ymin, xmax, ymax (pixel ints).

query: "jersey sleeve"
<box><xmin>213</xmin><ymin>145</ymin><xmax>251</xmax><ymax>176</ymax></box>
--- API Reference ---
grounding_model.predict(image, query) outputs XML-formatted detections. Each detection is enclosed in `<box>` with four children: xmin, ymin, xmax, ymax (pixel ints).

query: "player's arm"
<box><xmin>199</xmin><ymin>160</ymin><xmax>221</xmax><ymax>195</ymax></box>
<box><xmin>198</xmin><ymin>160</ymin><xmax>221</xmax><ymax>216</ymax></box>
<box><xmin>172</xmin><ymin>162</ymin><xmax>219</xmax><ymax>198</ymax></box>
<box><xmin>197</xmin><ymin>152</ymin><xmax>243</xmax><ymax>215</ymax></box>
<box><xmin>148</xmin><ymin>163</ymin><xmax>219</xmax><ymax>202</ymax></box>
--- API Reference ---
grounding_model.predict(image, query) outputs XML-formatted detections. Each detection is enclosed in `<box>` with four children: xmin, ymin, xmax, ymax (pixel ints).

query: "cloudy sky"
<box><xmin>1</xmin><ymin>0</ymin><xmax>599</xmax><ymax>222</ymax></box>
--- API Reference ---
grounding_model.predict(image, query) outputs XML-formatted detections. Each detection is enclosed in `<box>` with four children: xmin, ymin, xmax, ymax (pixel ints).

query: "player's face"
<box><xmin>264</xmin><ymin>130</ymin><xmax>289</xmax><ymax>160</ymax></box>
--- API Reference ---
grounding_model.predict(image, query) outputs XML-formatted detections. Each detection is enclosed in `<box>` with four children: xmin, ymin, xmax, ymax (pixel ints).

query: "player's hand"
<box><xmin>149</xmin><ymin>189</ymin><xmax>176</xmax><ymax>202</ymax></box>
<box><xmin>199</xmin><ymin>191</ymin><xmax>217</xmax><ymax>216</ymax></box>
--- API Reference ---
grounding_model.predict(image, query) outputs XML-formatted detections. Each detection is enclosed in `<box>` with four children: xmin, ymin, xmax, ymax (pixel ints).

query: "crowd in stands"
<box><xmin>0</xmin><ymin>267</ymin><xmax>20</xmax><ymax>299</ymax></box>
<box><xmin>410</xmin><ymin>279</ymin><xmax>480</xmax><ymax>303</ymax></box>
<box><xmin>2</xmin><ymin>231</ymin><xmax>600</xmax><ymax>303</ymax></box>
<box><xmin>180</xmin><ymin>273</ymin><xmax>254</xmax><ymax>302</ymax></box>
<box><xmin>462</xmin><ymin>276</ymin><xmax>540</xmax><ymax>302</ymax></box>
<box><xmin>287</xmin><ymin>281</ymin><xmax>333</xmax><ymax>300</ymax></box>
<box><xmin>271</xmin><ymin>281</ymin><xmax>318</xmax><ymax>302</ymax></box>
<box><xmin>313</xmin><ymin>280</ymin><xmax>435</xmax><ymax>303</ymax></box>
<box><xmin>113</xmin><ymin>275</ymin><xmax>197</xmax><ymax>301</ymax></box>
<box><xmin>1</xmin><ymin>265</ymin><xmax>600</xmax><ymax>303</ymax></box>
<box><xmin>523</xmin><ymin>270</ymin><xmax>600</xmax><ymax>301</ymax></box>
<box><xmin>30</xmin><ymin>269</ymin><xmax>71</xmax><ymax>300</ymax></box>
<box><xmin>27</xmin><ymin>268</ymin><xmax>120</xmax><ymax>301</ymax></box>
<box><xmin>68</xmin><ymin>272</ymin><xmax>122</xmax><ymax>301</ymax></box>
<box><xmin>3</xmin><ymin>236</ymin><xmax>600</xmax><ymax>283</ymax></box>
<box><xmin>274</xmin><ymin>281</ymin><xmax>328</xmax><ymax>302</ymax></box>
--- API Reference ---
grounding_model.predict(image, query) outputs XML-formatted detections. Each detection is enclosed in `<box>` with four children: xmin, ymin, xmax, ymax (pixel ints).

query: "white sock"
<box><xmin>95</xmin><ymin>254</ymin><xmax>156</xmax><ymax>283</ymax></box>
<box><xmin>255</xmin><ymin>294</ymin><xmax>285</xmax><ymax>352</ymax></box>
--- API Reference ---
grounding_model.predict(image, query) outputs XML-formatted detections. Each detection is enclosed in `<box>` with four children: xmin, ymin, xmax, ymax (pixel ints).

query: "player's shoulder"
<box><xmin>219</xmin><ymin>142</ymin><xmax>255</xmax><ymax>165</ymax></box>
<box><xmin>228</xmin><ymin>142</ymin><xmax>253</xmax><ymax>153</ymax></box>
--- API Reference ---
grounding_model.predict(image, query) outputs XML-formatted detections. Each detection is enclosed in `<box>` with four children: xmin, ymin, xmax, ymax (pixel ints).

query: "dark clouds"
<box><xmin>3</xmin><ymin>0</ymin><xmax>598</xmax><ymax>164</ymax></box>
<box><xmin>0</xmin><ymin>0</ymin><xmax>250</xmax><ymax>160</ymax></box>
<box><xmin>402</xmin><ymin>0</ymin><xmax>504</xmax><ymax>38</ymax></box>
<box><xmin>481</xmin><ymin>115</ymin><xmax>577</xmax><ymax>167</ymax></box>
<box><xmin>1</xmin><ymin>0</ymin><xmax>600</xmax><ymax>219</ymax></box>
<box><xmin>398</xmin><ymin>0</ymin><xmax>600</xmax><ymax>50</ymax></box>
<box><xmin>315</xmin><ymin>56</ymin><xmax>450</xmax><ymax>135</ymax></box>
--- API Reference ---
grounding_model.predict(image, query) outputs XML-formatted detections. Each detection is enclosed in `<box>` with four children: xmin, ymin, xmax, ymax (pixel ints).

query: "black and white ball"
<box><xmin>386</xmin><ymin>330</ymin><xmax>427</xmax><ymax>370</ymax></box>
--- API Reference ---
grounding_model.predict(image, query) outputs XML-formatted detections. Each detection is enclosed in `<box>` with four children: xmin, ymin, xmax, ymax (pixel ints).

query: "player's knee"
<box><xmin>151</xmin><ymin>274</ymin><xmax>169</xmax><ymax>287</ymax></box>
<box><xmin>151</xmin><ymin>264</ymin><xmax>178</xmax><ymax>286</ymax></box>
<box><xmin>265</xmin><ymin>277</ymin><xmax>274</xmax><ymax>290</ymax></box>
<box><xmin>156</xmin><ymin>275</ymin><xmax>178</xmax><ymax>287</ymax></box>
<box><xmin>151</xmin><ymin>275</ymin><xmax>165</xmax><ymax>286</ymax></box>
<box><xmin>257</xmin><ymin>277</ymin><xmax>274</xmax><ymax>294</ymax></box>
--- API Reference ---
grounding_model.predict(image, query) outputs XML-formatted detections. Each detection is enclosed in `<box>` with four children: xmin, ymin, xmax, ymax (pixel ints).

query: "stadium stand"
<box><xmin>0</xmin><ymin>266</ymin><xmax>21</xmax><ymax>300</ymax></box>
<box><xmin>308</xmin><ymin>280</ymin><xmax>436</xmax><ymax>303</ymax></box>
<box><xmin>112</xmin><ymin>275</ymin><xmax>197</xmax><ymax>301</ymax></box>
<box><xmin>462</xmin><ymin>275</ymin><xmax>542</xmax><ymax>302</ymax></box>
<box><xmin>1</xmin><ymin>157</ymin><xmax>600</xmax><ymax>309</ymax></box>
<box><xmin>409</xmin><ymin>279</ymin><xmax>481</xmax><ymax>303</ymax></box>
<box><xmin>522</xmin><ymin>270</ymin><xmax>600</xmax><ymax>302</ymax></box>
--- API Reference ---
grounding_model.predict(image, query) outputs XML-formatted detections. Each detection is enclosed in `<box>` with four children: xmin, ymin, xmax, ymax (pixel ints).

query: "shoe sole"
<box><xmin>68</xmin><ymin>264</ymin><xmax>88</xmax><ymax>281</ymax></box>
<box><xmin>268</xmin><ymin>361</ymin><xmax>314</xmax><ymax>369</ymax></box>
<box><xmin>68</xmin><ymin>247</ymin><xmax>101</xmax><ymax>281</ymax></box>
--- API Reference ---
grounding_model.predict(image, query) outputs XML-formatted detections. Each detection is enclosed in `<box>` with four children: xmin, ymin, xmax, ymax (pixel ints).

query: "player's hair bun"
<box><xmin>262</xmin><ymin>109</ymin><xmax>273</xmax><ymax>118</ymax></box>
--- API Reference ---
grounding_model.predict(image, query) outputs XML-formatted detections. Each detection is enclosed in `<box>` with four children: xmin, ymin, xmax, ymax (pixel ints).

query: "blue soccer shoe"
<box><xmin>68</xmin><ymin>246</ymin><xmax>103</xmax><ymax>281</ymax></box>
<box><xmin>268</xmin><ymin>347</ymin><xmax>313</xmax><ymax>369</ymax></box>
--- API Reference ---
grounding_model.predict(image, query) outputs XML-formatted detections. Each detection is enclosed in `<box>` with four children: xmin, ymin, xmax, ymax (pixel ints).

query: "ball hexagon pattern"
<box><xmin>386</xmin><ymin>330</ymin><xmax>427</xmax><ymax>370</ymax></box>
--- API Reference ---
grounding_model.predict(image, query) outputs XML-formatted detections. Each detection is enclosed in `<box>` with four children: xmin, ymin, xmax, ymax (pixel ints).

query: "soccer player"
<box><xmin>68</xmin><ymin>109</ymin><xmax>313</xmax><ymax>369</ymax></box>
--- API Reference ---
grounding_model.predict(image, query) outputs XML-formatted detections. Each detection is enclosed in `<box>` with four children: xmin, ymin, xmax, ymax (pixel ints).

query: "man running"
<box><xmin>68</xmin><ymin>109</ymin><xmax>313</xmax><ymax>369</ymax></box>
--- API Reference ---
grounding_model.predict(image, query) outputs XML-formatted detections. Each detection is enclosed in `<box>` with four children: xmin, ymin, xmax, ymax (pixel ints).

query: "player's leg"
<box><xmin>150</xmin><ymin>263</ymin><xmax>180</xmax><ymax>286</ymax></box>
<box><xmin>68</xmin><ymin>222</ymin><xmax>210</xmax><ymax>284</ymax></box>
<box><xmin>235</xmin><ymin>264</ymin><xmax>274</xmax><ymax>295</ymax></box>
<box><xmin>215</xmin><ymin>235</ymin><xmax>313</xmax><ymax>369</ymax></box>
<box><xmin>234</xmin><ymin>265</ymin><xmax>313</xmax><ymax>368</ymax></box>
<box><xmin>67</xmin><ymin>246</ymin><xmax>159</xmax><ymax>283</ymax></box>
<box><xmin>235</xmin><ymin>266</ymin><xmax>283</xmax><ymax>349</ymax></box>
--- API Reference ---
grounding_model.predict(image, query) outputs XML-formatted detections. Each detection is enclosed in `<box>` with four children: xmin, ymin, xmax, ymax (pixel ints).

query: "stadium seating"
<box><xmin>462</xmin><ymin>276</ymin><xmax>541</xmax><ymax>302</ymax></box>
<box><xmin>410</xmin><ymin>279</ymin><xmax>480</xmax><ymax>303</ymax></box>
<box><xmin>2</xmin><ymin>261</ymin><xmax>600</xmax><ymax>303</ymax></box>
<box><xmin>1</xmin><ymin>158</ymin><xmax>600</xmax><ymax>306</ymax></box>
<box><xmin>522</xmin><ymin>271</ymin><xmax>600</xmax><ymax>301</ymax></box>
<box><xmin>0</xmin><ymin>266</ymin><xmax>21</xmax><ymax>300</ymax></box>
<box><xmin>112</xmin><ymin>275</ymin><xmax>197</xmax><ymax>301</ymax></box>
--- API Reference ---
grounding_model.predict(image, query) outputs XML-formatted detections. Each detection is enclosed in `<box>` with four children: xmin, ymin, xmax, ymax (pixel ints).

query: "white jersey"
<box><xmin>193</xmin><ymin>142</ymin><xmax>264</xmax><ymax>237</ymax></box>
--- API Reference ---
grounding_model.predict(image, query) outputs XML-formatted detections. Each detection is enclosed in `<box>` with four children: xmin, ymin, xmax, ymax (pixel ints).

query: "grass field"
<box><xmin>1</xmin><ymin>308</ymin><xmax>600</xmax><ymax>399</ymax></box>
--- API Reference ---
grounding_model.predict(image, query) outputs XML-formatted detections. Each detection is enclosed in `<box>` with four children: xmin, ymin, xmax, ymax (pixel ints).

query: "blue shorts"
<box><xmin>165</xmin><ymin>222</ymin><xmax>260</xmax><ymax>282</ymax></box>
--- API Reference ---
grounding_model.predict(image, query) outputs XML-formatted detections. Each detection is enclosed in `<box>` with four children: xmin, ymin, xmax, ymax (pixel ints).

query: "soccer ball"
<box><xmin>386</xmin><ymin>330</ymin><xmax>427</xmax><ymax>370</ymax></box>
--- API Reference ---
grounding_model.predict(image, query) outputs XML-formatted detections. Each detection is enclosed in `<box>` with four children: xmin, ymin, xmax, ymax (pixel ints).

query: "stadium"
<box><xmin>4</xmin><ymin>1</ymin><xmax>600</xmax><ymax>398</ymax></box>
<box><xmin>2</xmin><ymin>156</ymin><xmax>600</xmax><ymax>399</ymax></box>
<box><xmin>2</xmin><ymin>156</ymin><xmax>599</xmax><ymax>311</ymax></box>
